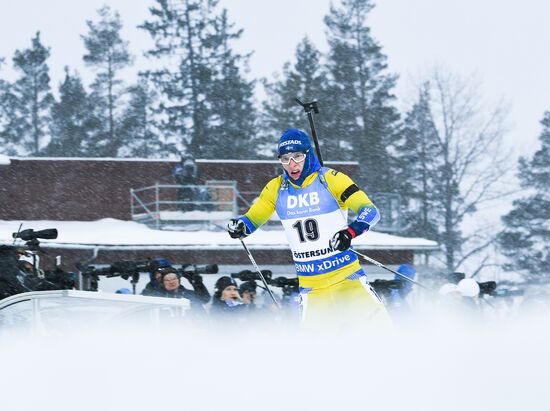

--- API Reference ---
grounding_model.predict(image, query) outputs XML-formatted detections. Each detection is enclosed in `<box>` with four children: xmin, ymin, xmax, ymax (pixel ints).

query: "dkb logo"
<box><xmin>287</xmin><ymin>192</ymin><xmax>320</xmax><ymax>208</ymax></box>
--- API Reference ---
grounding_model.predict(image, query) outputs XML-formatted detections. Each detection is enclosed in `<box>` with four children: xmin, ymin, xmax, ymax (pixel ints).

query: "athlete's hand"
<box><xmin>330</xmin><ymin>227</ymin><xmax>356</xmax><ymax>251</ymax></box>
<box><xmin>227</xmin><ymin>218</ymin><xmax>247</xmax><ymax>239</ymax></box>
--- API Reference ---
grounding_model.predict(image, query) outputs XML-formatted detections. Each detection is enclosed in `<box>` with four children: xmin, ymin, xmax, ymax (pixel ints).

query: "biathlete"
<box><xmin>227</xmin><ymin>129</ymin><xmax>390</xmax><ymax>326</ymax></box>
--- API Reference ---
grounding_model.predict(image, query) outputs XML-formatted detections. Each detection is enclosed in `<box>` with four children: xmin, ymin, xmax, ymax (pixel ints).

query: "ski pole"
<box><xmin>349</xmin><ymin>248</ymin><xmax>431</xmax><ymax>291</ymax></box>
<box><xmin>216</xmin><ymin>221</ymin><xmax>280</xmax><ymax>308</ymax></box>
<box><xmin>238</xmin><ymin>238</ymin><xmax>280</xmax><ymax>309</ymax></box>
<box><xmin>295</xmin><ymin>98</ymin><xmax>324</xmax><ymax>166</ymax></box>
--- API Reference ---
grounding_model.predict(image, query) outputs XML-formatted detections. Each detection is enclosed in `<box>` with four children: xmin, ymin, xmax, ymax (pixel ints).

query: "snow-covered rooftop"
<box><xmin>0</xmin><ymin>219</ymin><xmax>438</xmax><ymax>251</ymax></box>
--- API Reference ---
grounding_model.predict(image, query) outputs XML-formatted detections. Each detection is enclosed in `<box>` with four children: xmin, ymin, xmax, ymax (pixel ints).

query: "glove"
<box><xmin>330</xmin><ymin>227</ymin><xmax>357</xmax><ymax>251</ymax></box>
<box><xmin>227</xmin><ymin>218</ymin><xmax>247</xmax><ymax>239</ymax></box>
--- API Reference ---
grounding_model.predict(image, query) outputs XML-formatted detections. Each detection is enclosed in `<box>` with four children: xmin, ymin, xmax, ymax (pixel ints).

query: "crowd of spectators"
<box><xmin>4</xmin><ymin>249</ymin><xmax>531</xmax><ymax>322</ymax></box>
<box><xmin>135</xmin><ymin>257</ymin><xmax>278</xmax><ymax>320</ymax></box>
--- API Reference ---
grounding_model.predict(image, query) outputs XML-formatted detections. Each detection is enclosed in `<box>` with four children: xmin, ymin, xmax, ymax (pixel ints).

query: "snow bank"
<box><xmin>0</xmin><ymin>218</ymin><xmax>438</xmax><ymax>250</ymax></box>
<box><xmin>0</xmin><ymin>316</ymin><xmax>547</xmax><ymax>411</ymax></box>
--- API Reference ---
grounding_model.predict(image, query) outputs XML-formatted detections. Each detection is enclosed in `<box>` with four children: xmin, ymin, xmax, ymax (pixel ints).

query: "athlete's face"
<box><xmin>281</xmin><ymin>152</ymin><xmax>306</xmax><ymax>180</ymax></box>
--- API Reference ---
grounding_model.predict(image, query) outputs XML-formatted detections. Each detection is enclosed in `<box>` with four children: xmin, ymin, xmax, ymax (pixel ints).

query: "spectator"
<box><xmin>238</xmin><ymin>279</ymin><xmax>283</xmax><ymax>320</ymax></box>
<box><xmin>142</xmin><ymin>257</ymin><xmax>210</xmax><ymax>303</ymax></box>
<box><xmin>159</xmin><ymin>270</ymin><xmax>190</xmax><ymax>298</ymax></box>
<box><xmin>141</xmin><ymin>257</ymin><xmax>171</xmax><ymax>297</ymax></box>
<box><xmin>387</xmin><ymin>264</ymin><xmax>417</xmax><ymax>310</ymax></box>
<box><xmin>157</xmin><ymin>270</ymin><xmax>208</xmax><ymax>315</ymax></box>
<box><xmin>0</xmin><ymin>246</ymin><xmax>27</xmax><ymax>299</ymax></box>
<box><xmin>173</xmin><ymin>155</ymin><xmax>199</xmax><ymax>212</ymax></box>
<box><xmin>456</xmin><ymin>278</ymin><xmax>482</xmax><ymax>314</ymax></box>
<box><xmin>239</xmin><ymin>281</ymin><xmax>257</xmax><ymax>306</ymax></box>
<box><xmin>17</xmin><ymin>252</ymin><xmax>43</xmax><ymax>278</ymax></box>
<box><xmin>15</xmin><ymin>251</ymin><xmax>56</xmax><ymax>292</ymax></box>
<box><xmin>211</xmin><ymin>276</ymin><xmax>246</xmax><ymax>314</ymax></box>
<box><xmin>437</xmin><ymin>278</ymin><xmax>482</xmax><ymax>322</ymax></box>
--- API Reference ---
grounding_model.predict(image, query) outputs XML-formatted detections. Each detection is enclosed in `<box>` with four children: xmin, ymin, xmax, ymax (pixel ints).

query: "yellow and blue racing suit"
<box><xmin>239</xmin><ymin>167</ymin><xmax>390</xmax><ymax>325</ymax></box>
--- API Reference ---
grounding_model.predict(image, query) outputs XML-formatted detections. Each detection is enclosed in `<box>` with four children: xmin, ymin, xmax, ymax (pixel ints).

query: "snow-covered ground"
<box><xmin>0</xmin><ymin>316</ymin><xmax>548</xmax><ymax>411</ymax></box>
<box><xmin>0</xmin><ymin>218</ymin><xmax>438</xmax><ymax>250</ymax></box>
<box><xmin>0</xmin><ymin>218</ymin><xmax>544</xmax><ymax>411</ymax></box>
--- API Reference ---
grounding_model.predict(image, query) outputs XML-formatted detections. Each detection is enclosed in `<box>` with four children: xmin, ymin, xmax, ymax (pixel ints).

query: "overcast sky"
<box><xmin>1</xmin><ymin>0</ymin><xmax>549</xmax><ymax>157</ymax></box>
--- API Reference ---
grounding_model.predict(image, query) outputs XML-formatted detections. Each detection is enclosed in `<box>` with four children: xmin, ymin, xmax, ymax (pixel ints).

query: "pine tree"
<box><xmin>499</xmin><ymin>112</ymin><xmax>550</xmax><ymax>281</ymax></box>
<box><xmin>140</xmin><ymin>0</ymin><xmax>215</xmax><ymax>158</ymax></box>
<box><xmin>82</xmin><ymin>5</ymin><xmax>132</xmax><ymax>156</ymax></box>
<box><xmin>118</xmin><ymin>74</ymin><xmax>168</xmax><ymax>157</ymax></box>
<box><xmin>206</xmin><ymin>9</ymin><xmax>257</xmax><ymax>159</ymax></box>
<box><xmin>261</xmin><ymin>37</ymin><xmax>338</xmax><ymax>158</ymax></box>
<box><xmin>141</xmin><ymin>0</ymin><xmax>256</xmax><ymax>159</ymax></box>
<box><xmin>45</xmin><ymin>67</ymin><xmax>99</xmax><ymax>156</ymax></box>
<box><xmin>394</xmin><ymin>83</ymin><xmax>440</xmax><ymax>240</ymax></box>
<box><xmin>324</xmin><ymin>0</ymin><xmax>399</xmax><ymax>189</ymax></box>
<box><xmin>9</xmin><ymin>32</ymin><xmax>54</xmax><ymax>155</ymax></box>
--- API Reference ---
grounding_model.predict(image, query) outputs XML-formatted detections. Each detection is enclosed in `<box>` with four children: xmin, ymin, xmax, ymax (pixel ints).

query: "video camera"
<box><xmin>110</xmin><ymin>260</ymin><xmax>151</xmax><ymax>277</ymax></box>
<box><xmin>476</xmin><ymin>281</ymin><xmax>523</xmax><ymax>298</ymax></box>
<box><xmin>12</xmin><ymin>228</ymin><xmax>58</xmax><ymax>242</ymax></box>
<box><xmin>12</xmin><ymin>228</ymin><xmax>58</xmax><ymax>250</ymax></box>
<box><xmin>78</xmin><ymin>260</ymin><xmax>152</xmax><ymax>293</ymax></box>
<box><xmin>268</xmin><ymin>276</ymin><xmax>298</xmax><ymax>288</ymax></box>
<box><xmin>478</xmin><ymin>281</ymin><xmax>497</xmax><ymax>295</ymax></box>
<box><xmin>267</xmin><ymin>276</ymin><xmax>299</xmax><ymax>297</ymax></box>
<box><xmin>181</xmin><ymin>264</ymin><xmax>218</xmax><ymax>277</ymax></box>
<box><xmin>231</xmin><ymin>269</ymin><xmax>272</xmax><ymax>282</ymax></box>
<box><xmin>231</xmin><ymin>270</ymin><xmax>299</xmax><ymax>297</ymax></box>
<box><xmin>179</xmin><ymin>264</ymin><xmax>218</xmax><ymax>285</ymax></box>
<box><xmin>371</xmin><ymin>278</ymin><xmax>406</xmax><ymax>298</ymax></box>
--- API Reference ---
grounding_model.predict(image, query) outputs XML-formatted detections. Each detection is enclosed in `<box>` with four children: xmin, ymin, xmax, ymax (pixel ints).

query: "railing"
<box><xmin>130</xmin><ymin>181</ymin><xmax>238</xmax><ymax>230</ymax></box>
